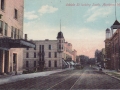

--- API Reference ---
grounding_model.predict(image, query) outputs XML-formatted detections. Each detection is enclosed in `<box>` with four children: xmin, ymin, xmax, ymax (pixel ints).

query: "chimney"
<box><xmin>25</xmin><ymin>34</ymin><xmax>27</xmax><ymax>40</ymax></box>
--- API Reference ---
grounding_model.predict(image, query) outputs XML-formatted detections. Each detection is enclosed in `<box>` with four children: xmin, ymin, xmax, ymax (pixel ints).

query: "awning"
<box><xmin>70</xmin><ymin>61</ymin><xmax>75</xmax><ymax>65</ymax></box>
<box><xmin>62</xmin><ymin>59</ymin><xmax>68</xmax><ymax>65</ymax></box>
<box><xmin>0</xmin><ymin>37</ymin><xmax>35</xmax><ymax>50</ymax></box>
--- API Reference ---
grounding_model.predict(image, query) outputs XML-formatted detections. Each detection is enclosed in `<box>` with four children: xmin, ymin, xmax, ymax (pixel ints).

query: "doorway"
<box><xmin>13</xmin><ymin>53</ymin><xmax>17</xmax><ymax>72</ymax></box>
<box><xmin>4</xmin><ymin>51</ymin><xmax>9</xmax><ymax>73</ymax></box>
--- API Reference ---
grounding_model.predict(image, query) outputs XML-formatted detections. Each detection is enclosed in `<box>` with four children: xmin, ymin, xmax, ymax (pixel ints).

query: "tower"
<box><xmin>56</xmin><ymin>20</ymin><xmax>65</xmax><ymax>69</ymax></box>
<box><xmin>111</xmin><ymin>0</ymin><xmax>120</xmax><ymax>36</ymax></box>
<box><xmin>57</xmin><ymin>31</ymin><xmax>65</xmax><ymax>52</ymax></box>
<box><xmin>111</xmin><ymin>20</ymin><xmax>120</xmax><ymax>36</ymax></box>
<box><xmin>57</xmin><ymin>20</ymin><xmax>65</xmax><ymax>53</ymax></box>
<box><xmin>106</xmin><ymin>28</ymin><xmax>111</xmax><ymax>39</ymax></box>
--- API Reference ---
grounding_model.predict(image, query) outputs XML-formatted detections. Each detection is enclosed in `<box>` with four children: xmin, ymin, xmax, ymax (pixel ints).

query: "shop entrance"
<box><xmin>13</xmin><ymin>53</ymin><xmax>17</xmax><ymax>72</ymax></box>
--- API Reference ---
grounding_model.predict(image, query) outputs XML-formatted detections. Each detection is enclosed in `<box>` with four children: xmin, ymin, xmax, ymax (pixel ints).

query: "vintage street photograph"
<box><xmin>0</xmin><ymin>0</ymin><xmax>120</xmax><ymax>89</ymax></box>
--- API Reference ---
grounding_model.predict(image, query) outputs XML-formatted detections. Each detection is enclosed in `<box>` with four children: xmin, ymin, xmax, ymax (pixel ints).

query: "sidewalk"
<box><xmin>0</xmin><ymin>68</ymin><xmax>72</xmax><ymax>85</ymax></box>
<box><xmin>93</xmin><ymin>66</ymin><xmax>120</xmax><ymax>80</ymax></box>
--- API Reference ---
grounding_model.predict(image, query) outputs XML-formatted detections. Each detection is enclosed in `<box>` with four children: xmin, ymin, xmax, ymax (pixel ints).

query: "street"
<box><xmin>0</xmin><ymin>66</ymin><xmax>120</xmax><ymax>89</ymax></box>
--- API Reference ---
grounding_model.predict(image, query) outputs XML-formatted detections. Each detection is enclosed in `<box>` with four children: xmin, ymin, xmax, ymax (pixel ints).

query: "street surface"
<box><xmin>0</xmin><ymin>66</ymin><xmax>120</xmax><ymax>89</ymax></box>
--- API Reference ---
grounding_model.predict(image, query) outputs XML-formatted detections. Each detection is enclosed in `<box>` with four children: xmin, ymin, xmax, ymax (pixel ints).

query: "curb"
<box><xmin>104</xmin><ymin>72</ymin><xmax>120</xmax><ymax>81</ymax></box>
<box><xmin>92</xmin><ymin>67</ymin><xmax>120</xmax><ymax>81</ymax></box>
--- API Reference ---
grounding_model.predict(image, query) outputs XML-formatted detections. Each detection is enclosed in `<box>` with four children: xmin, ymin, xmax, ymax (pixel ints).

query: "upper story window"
<box><xmin>39</xmin><ymin>45</ymin><xmax>41</xmax><ymax>51</ymax></box>
<box><xmin>0</xmin><ymin>20</ymin><xmax>3</xmax><ymax>35</ymax></box>
<box><xmin>42</xmin><ymin>45</ymin><xmax>44</xmax><ymax>51</ymax></box>
<box><xmin>54</xmin><ymin>52</ymin><xmax>57</xmax><ymax>58</ymax></box>
<box><xmin>49</xmin><ymin>45</ymin><xmax>51</xmax><ymax>50</ymax></box>
<box><xmin>49</xmin><ymin>52</ymin><xmax>51</xmax><ymax>58</ymax></box>
<box><xmin>11</xmin><ymin>26</ymin><xmax>14</xmax><ymax>38</ymax></box>
<box><xmin>34</xmin><ymin>52</ymin><xmax>36</xmax><ymax>58</ymax></box>
<box><xmin>19</xmin><ymin>30</ymin><xmax>23</xmax><ymax>39</ymax></box>
<box><xmin>1</xmin><ymin>0</ymin><xmax>4</xmax><ymax>10</ymax></box>
<box><xmin>4</xmin><ymin>23</ymin><xmax>8</xmax><ymax>36</ymax></box>
<box><xmin>18</xmin><ymin>29</ymin><xmax>20</xmax><ymax>39</ymax></box>
<box><xmin>14</xmin><ymin>9</ymin><xmax>18</xmax><ymax>19</ymax></box>
<box><xmin>26</xmin><ymin>52</ymin><xmax>29</xmax><ymax>58</ymax></box>
<box><xmin>14</xmin><ymin>28</ymin><xmax>17</xmax><ymax>39</ymax></box>
<box><xmin>59</xmin><ymin>40</ymin><xmax>61</xmax><ymax>43</ymax></box>
<box><xmin>59</xmin><ymin>45</ymin><xmax>61</xmax><ymax>49</ymax></box>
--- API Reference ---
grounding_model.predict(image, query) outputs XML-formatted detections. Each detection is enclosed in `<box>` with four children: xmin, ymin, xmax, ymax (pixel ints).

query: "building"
<box><xmin>101</xmin><ymin>48</ymin><xmax>105</xmax><ymax>68</ymax></box>
<box><xmin>79</xmin><ymin>55</ymin><xmax>89</xmax><ymax>66</ymax></box>
<box><xmin>0</xmin><ymin>0</ymin><xmax>35</xmax><ymax>75</ymax></box>
<box><xmin>95</xmin><ymin>49</ymin><xmax>101</xmax><ymax>64</ymax></box>
<box><xmin>104</xmin><ymin>29</ymin><xmax>111</xmax><ymax>69</ymax></box>
<box><xmin>104</xmin><ymin>20</ymin><xmax>120</xmax><ymax>70</ymax></box>
<box><xmin>23</xmin><ymin>31</ymin><xmax>77</xmax><ymax>71</ymax></box>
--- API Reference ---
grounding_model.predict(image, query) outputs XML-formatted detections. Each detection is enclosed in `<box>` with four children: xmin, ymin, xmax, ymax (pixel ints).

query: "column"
<box><xmin>0</xmin><ymin>50</ymin><xmax>5</xmax><ymax>74</ymax></box>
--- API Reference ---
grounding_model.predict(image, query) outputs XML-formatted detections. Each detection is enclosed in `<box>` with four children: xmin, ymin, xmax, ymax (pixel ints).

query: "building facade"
<box><xmin>23</xmin><ymin>31</ymin><xmax>77</xmax><ymax>70</ymax></box>
<box><xmin>0</xmin><ymin>0</ymin><xmax>35</xmax><ymax>75</ymax></box>
<box><xmin>104</xmin><ymin>20</ymin><xmax>120</xmax><ymax>70</ymax></box>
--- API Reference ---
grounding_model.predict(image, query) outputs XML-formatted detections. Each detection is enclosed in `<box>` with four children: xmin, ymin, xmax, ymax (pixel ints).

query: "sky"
<box><xmin>24</xmin><ymin>0</ymin><xmax>120</xmax><ymax>58</ymax></box>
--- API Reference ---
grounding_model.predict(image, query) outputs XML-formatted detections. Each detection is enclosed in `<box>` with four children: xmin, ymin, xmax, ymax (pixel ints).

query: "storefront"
<box><xmin>0</xmin><ymin>37</ymin><xmax>35</xmax><ymax>74</ymax></box>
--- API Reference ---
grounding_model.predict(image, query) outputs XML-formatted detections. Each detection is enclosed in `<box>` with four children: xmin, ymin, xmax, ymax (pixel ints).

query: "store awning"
<box><xmin>70</xmin><ymin>61</ymin><xmax>75</xmax><ymax>65</ymax></box>
<box><xmin>62</xmin><ymin>59</ymin><xmax>68</xmax><ymax>65</ymax></box>
<box><xmin>0</xmin><ymin>37</ymin><xmax>35</xmax><ymax>50</ymax></box>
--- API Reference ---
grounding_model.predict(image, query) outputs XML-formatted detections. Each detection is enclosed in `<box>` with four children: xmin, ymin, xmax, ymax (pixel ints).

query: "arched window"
<box><xmin>48</xmin><ymin>60</ymin><xmax>51</xmax><ymax>67</ymax></box>
<box><xmin>54</xmin><ymin>60</ymin><xmax>57</xmax><ymax>67</ymax></box>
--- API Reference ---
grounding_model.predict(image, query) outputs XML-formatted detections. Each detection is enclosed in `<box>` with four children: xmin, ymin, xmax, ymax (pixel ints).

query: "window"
<box><xmin>1</xmin><ymin>0</ymin><xmax>4</xmax><ymax>10</ymax></box>
<box><xmin>49</xmin><ymin>45</ymin><xmax>51</xmax><ymax>50</ymax></box>
<box><xmin>49</xmin><ymin>52</ymin><xmax>51</xmax><ymax>58</ymax></box>
<box><xmin>34</xmin><ymin>61</ymin><xmax>36</xmax><ymax>67</ymax></box>
<box><xmin>54</xmin><ymin>60</ymin><xmax>57</xmax><ymax>67</ymax></box>
<box><xmin>42</xmin><ymin>45</ymin><xmax>44</xmax><ymax>51</ymax></box>
<box><xmin>26</xmin><ymin>52</ymin><xmax>29</xmax><ymax>58</ymax></box>
<box><xmin>59</xmin><ymin>45</ymin><xmax>61</xmax><ymax>49</ymax></box>
<box><xmin>4</xmin><ymin>23</ymin><xmax>8</xmax><ymax>36</ymax></box>
<box><xmin>18</xmin><ymin>29</ymin><xmax>20</xmax><ymax>39</ymax></box>
<box><xmin>0</xmin><ymin>20</ymin><xmax>3</xmax><ymax>34</ymax></box>
<box><xmin>19</xmin><ymin>31</ymin><xmax>23</xmax><ymax>39</ymax></box>
<box><xmin>26</xmin><ymin>61</ymin><xmax>29</xmax><ymax>67</ymax></box>
<box><xmin>34</xmin><ymin>52</ymin><xmax>36</xmax><ymax>58</ymax></box>
<box><xmin>48</xmin><ymin>60</ymin><xmax>51</xmax><ymax>67</ymax></box>
<box><xmin>39</xmin><ymin>45</ymin><xmax>41</xmax><ymax>51</ymax></box>
<box><xmin>14</xmin><ymin>9</ymin><xmax>18</xmax><ymax>19</ymax></box>
<box><xmin>11</xmin><ymin>26</ymin><xmax>14</xmax><ymax>38</ymax></box>
<box><xmin>54</xmin><ymin>52</ymin><xmax>57</xmax><ymax>58</ymax></box>
<box><xmin>14</xmin><ymin>28</ymin><xmax>16</xmax><ymax>39</ymax></box>
<box><xmin>59</xmin><ymin>40</ymin><xmax>61</xmax><ymax>43</ymax></box>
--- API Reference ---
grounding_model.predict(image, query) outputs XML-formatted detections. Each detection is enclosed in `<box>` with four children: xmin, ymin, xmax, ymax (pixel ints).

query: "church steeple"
<box><xmin>57</xmin><ymin>19</ymin><xmax>64</xmax><ymax>39</ymax></box>
<box><xmin>60</xmin><ymin>19</ymin><xmax>61</xmax><ymax>32</ymax></box>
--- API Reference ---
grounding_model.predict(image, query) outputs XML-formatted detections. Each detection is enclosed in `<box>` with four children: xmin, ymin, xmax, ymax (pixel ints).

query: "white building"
<box><xmin>23</xmin><ymin>31</ymin><xmax>77</xmax><ymax>70</ymax></box>
<box><xmin>0</xmin><ymin>0</ymin><xmax>35</xmax><ymax>75</ymax></box>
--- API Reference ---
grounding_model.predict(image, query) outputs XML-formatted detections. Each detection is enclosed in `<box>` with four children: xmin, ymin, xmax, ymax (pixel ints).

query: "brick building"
<box><xmin>105</xmin><ymin>20</ymin><xmax>120</xmax><ymax>70</ymax></box>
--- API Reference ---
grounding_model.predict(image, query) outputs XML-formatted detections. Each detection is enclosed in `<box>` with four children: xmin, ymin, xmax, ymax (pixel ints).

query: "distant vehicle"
<box><xmin>75</xmin><ymin>64</ymin><xmax>83</xmax><ymax>69</ymax></box>
<box><xmin>99</xmin><ymin>65</ymin><xmax>102</xmax><ymax>71</ymax></box>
